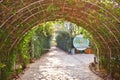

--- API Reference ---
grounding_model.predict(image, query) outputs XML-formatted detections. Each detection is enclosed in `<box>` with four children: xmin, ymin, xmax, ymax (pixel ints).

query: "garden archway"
<box><xmin>0</xmin><ymin>0</ymin><xmax>120</xmax><ymax>79</ymax></box>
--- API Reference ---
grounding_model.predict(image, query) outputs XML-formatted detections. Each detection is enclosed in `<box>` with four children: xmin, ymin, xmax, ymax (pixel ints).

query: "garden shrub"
<box><xmin>56</xmin><ymin>31</ymin><xmax>72</xmax><ymax>52</ymax></box>
<box><xmin>32</xmin><ymin>23</ymin><xmax>53</xmax><ymax>58</ymax></box>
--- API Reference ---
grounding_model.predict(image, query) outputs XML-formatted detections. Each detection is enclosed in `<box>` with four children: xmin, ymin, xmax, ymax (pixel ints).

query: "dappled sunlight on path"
<box><xmin>17</xmin><ymin>47</ymin><xmax>102</xmax><ymax>80</ymax></box>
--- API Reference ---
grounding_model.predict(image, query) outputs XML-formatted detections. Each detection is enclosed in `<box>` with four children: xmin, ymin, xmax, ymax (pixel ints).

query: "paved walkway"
<box><xmin>17</xmin><ymin>47</ymin><xmax>102</xmax><ymax>80</ymax></box>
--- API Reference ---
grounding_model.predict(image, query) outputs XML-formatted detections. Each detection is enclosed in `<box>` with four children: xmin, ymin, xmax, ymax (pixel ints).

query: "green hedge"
<box><xmin>32</xmin><ymin>23</ymin><xmax>53</xmax><ymax>58</ymax></box>
<box><xmin>56</xmin><ymin>31</ymin><xmax>72</xmax><ymax>52</ymax></box>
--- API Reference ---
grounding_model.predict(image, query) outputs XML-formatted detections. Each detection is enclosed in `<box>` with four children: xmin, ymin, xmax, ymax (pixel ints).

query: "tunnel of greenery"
<box><xmin>0</xmin><ymin>0</ymin><xmax>120</xmax><ymax>80</ymax></box>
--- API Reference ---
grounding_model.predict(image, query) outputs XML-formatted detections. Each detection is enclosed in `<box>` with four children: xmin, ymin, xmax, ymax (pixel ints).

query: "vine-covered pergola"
<box><xmin>0</xmin><ymin>0</ymin><xmax>120</xmax><ymax>79</ymax></box>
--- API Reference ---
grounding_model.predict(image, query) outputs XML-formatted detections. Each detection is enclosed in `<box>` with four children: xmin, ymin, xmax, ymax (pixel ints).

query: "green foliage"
<box><xmin>12</xmin><ymin>10</ymin><xmax>17</xmax><ymax>15</ymax></box>
<box><xmin>56</xmin><ymin>31</ymin><xmax>71</xmax><ymax>52</ymax></box>
<box><xmin>18</xmin><ymin>31</ymin><xmax>33</xmax><ymax>66</ymax></box>
<box><xmin>111</xmin><ymin>55</ymin><xmax>120</xmax><ymax>79</ymax></box>
<box><xmin>32</xmin><ymin>22</ymin><xmax>53</xmax><ymax>58</ymax></box>
<box><xmin>46</xmin><ymin>4</ymin><xmax>60</xmax><ymax>13</ymax></box>
<box><xmin>17</xmin><ymin>22</ymin><xmax>53</xmax><ymax>64</ymax></box>
<box><xmin>66</xmin><ymin>0</ymin><xmax>74</xmax><ymax>5</ymax></box>
<box><xmin>0</xmin><ymin>63</ymin><xmax>6</xmax><ymax>69</ymax></box>
<box><xmin>78</xmin><ymin>28</ymin><xmax>91</xmax><ymax>39</ymax></box>
<box><xmin>2</xmin><ymin>53</ymin><xmax>17</xmax><ymax>80</ymax></box>
<box><xmin>0</xmin><ymin>29</ymin><xmax>3</xmax><ymax>37</ymax></box>
<box><xmin>114</xmin><ymin>7</ymin><xmax>120</xmax><ymax>16</ymax></box>
<box><xmin>15</xmin><ymin>67</ymin><xmax>22</xmax><ymax>74</ymax></box>
<box><xmin>1</xmin><ymin>68</ymin><xmax>13</xmax><ymax>80</ymax></box>
<box><xmin>100</xmin><ymin>55</ymin><xmax>110</xmax><ymax>73</ymax></box>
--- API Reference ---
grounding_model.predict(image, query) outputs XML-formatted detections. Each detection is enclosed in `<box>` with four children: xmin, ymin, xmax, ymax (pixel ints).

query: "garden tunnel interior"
<box><xmin>0</xmin><ymin>0</ymin><xmax>120</xmax><ymax>79</ymax></box>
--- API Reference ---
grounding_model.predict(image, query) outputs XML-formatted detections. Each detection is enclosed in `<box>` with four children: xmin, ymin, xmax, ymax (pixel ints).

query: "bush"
<box><xmin>32</xmin><ymin>23</ymin><xmax>53</xmax><ymax>58</ymax></box>
<box><xmin>56</xmin><ymin>31</ymin><xmax>72</xmax><ymax>52</ymax></box>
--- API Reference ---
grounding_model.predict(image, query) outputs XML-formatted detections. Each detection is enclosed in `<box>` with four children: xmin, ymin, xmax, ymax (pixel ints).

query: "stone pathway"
<box><xmin>17</xmin><ymin>47</ymin><xmax>102</xmax><ymax>80</ymax></box>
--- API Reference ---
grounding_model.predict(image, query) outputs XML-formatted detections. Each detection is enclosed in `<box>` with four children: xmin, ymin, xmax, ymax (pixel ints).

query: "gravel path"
<box><xmin>17</xmin><ymin>47</ymin><xmax>102</xmax><ymax>80</ymax></box>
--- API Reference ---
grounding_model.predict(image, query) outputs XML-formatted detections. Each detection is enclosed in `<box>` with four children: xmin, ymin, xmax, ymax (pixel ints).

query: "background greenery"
<box><xmin>56</xmin><ymin>31</ymin><xmax>71</xmax><ymax>52</ymax></box>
